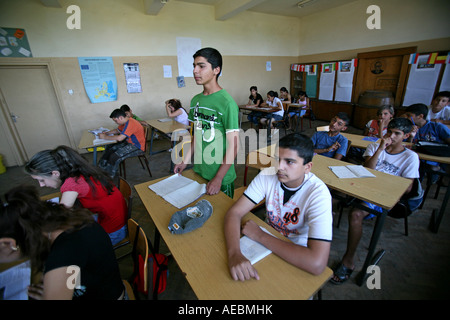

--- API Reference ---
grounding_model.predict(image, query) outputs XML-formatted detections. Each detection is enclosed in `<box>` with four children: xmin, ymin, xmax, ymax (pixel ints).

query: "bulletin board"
<box><xmin>0</xmin><ymin>27</ymin><xmax>32</xmax><ymax>58</ymax></box>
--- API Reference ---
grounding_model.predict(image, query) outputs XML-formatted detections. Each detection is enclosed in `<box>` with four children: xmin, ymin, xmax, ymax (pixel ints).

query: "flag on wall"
<box><xmin>409</xmin><ymin>52</ymin><xmax>449</xmax><ymax>64</ymax></box>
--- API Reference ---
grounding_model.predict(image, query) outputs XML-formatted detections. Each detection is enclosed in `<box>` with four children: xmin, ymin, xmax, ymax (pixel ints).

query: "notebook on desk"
<box><xmin>328</xmin><ymin>165</ymin><xmax>376</xmax><ymax>179</ymax></box>
<box><xmin>149</xmin><ymin>174</ymin><xmax>206</xmax><ymax>209</ymax></box>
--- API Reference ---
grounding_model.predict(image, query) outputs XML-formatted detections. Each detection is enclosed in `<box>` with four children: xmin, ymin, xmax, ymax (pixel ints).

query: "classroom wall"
<box><xmin>0</xmin><ymin>0</ymin><xmax>449</xmax><ymax>166</ymax></box>
<box><xmin>0</xmin><ymin>0</ymin><xmax>299</xmax><ymax>165</ymax></box>
<box><xmin>298</xmin><ymin>0</ymin><xmax>450</xmax><ymax>56</ymax></box>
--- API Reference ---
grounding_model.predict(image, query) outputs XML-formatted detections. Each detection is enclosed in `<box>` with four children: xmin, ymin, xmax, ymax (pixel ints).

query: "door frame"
<box><xmin>0</xmin><ymin>58</ymin><xmax>76</xmax><ymax>165</ymax></box>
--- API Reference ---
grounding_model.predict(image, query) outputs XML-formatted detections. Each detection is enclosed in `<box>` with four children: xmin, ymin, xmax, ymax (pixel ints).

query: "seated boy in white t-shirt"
<box><xmin>331</xmin><ymin>117</ymin><xmax>420</xmax><ymax>284</ymax></box>
<box><xmin>224</xmin><ymin>133</ymin><xmax>333</xmax><ymax>281</ymax></box>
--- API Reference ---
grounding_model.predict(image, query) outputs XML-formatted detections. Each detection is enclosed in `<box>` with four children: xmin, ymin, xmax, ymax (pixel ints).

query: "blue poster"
<box><xmin>78</xmin><ymin>57</ymin><xmax>118</xmax><ymax>103</ymax></box>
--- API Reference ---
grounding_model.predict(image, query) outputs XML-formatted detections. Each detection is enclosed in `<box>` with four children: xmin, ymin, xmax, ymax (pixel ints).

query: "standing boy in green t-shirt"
<box><xmin>174</xmin><ymin>47</ymin><xmax>239</xmax><ymax>198</ymax></box>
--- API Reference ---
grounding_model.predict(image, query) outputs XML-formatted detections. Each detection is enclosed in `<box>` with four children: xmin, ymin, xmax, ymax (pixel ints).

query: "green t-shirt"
<box><xmin>132</xmin><ymin>114</ymin><xmax>143</xmax><ymax>121</ymax></box>
<box><xmin>189</xmin><ymin>89</ymin><xmax>239</xmax><ymax>185</ymax></box>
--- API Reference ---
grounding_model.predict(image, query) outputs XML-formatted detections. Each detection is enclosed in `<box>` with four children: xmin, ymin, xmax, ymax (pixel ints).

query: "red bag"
<box><xmin>133</xmin><ymin>253</ymin><xmax>168</xmax><ymax>296</ymax></box>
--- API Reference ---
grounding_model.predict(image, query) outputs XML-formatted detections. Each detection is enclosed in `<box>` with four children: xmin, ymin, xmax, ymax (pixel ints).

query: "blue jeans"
<box><xmin>109</xmin><ymin>224</ymin><xmax>127</xmax><ymax>246</ymax></box>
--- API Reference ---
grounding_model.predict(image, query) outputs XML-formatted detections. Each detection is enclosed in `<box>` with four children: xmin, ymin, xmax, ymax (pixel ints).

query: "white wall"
<box><xmin>0</xmin><ymin>0</ymin><xmax>301</xmax><ymax>57</ymax></box>
<box><xmin>298</xmin><ymin>0</ymin><xmax>450</xmax><ymax>55</ymax></box>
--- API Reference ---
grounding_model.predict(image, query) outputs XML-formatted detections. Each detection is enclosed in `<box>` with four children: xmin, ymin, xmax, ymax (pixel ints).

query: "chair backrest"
<box><xmin>119</xmin><ymin>177</ymin><xmax>133</xmax><ymax>219</ymax></box>
<box><xmin>142</xmin><ymin>125</ymin><xmax>149</xmax><ymax>152</ymax></box>
<box><xmin>128</xmin><ymin>218</ymin><xmax>149</xmax><ymax>293</ymax></box>
<box><xmin>316</xmin><ymin>125</ymin><xmax>329</xmax><ymax>132</ymax></box>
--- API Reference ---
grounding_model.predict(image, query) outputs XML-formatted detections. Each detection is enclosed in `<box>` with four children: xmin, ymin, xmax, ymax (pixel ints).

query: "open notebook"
<box><xmin>149</xmin><ymin>174</ymin><xmax>206</xmax><ymax>209</ymax></box>
<box><xmin>240</xmin><ymin>227</ymin><xmax>274</xmax><ymax>265</ymax></box>
<box><xmin>328</xmin><ymin>165</ymin><xmax>376</xmax><ymax>179</ymax></box>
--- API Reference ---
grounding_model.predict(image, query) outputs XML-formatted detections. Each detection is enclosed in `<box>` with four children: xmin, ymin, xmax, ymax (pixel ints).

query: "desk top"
<box><xmin>135</xmin><ymin>170</ymin><xmax>332</xmax><ymax>300</ymax></box>
<box><xmin>238</xmin><ymin>105</ymin><xmax>278</xmax><ymax>113</ymax></box>
<box><xmin>77</xmin><ymin>129</ymin><xmax>116</xmax><ymax>150</ymax></box>
<box><xmin>145</xmin><ymin>118</ymin><xmax>190</xmax><ymax>134</ymax></box>
<box><xmin>341</xmin><ymin>132</ymin><xmax>450</xmax><ymax>165</ymax></box>
<box><xmin>251</xmin><ymin>146</ymin><xmax>411</xmax><ymax>210</ymax></box>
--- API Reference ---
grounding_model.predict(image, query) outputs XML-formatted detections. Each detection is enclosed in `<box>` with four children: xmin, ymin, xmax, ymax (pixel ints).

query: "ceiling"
<box><xmin>174</xmin><ymin>0</ymin><xmax>357</xmax><ymax>19</ymax></box>
<box><xmin>39</xmin><ymin>0</ymin><xmax>358</xmax><ymax>19</ymax></box>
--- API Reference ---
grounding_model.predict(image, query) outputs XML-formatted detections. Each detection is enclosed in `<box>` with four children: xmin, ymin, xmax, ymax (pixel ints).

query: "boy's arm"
<box><xmin>206</xmin><ymin>131</ymin><xmax>239</xmax><ymax>195</ymax></box>
<box><xmin>224</xmin><ymin>195</ymin><xmax>260</xmax><ymax>281</ymax></box>
<box><xmin>241</xmin><ymin>221</ymin><xmax>330</xmax><ymax>276</ymax></box>
<box><xmin>99</xmin><ymin>132</ymin><xmax>127</xmax><ymax>142</ymax></box>
<box><xmin>364</xmin><ymin>138</ymin><xmax>389</xmax><ymax>169</ymax></box>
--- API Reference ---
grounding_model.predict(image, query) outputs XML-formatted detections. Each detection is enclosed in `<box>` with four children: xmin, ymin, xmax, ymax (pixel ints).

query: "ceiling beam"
<box><xmin>40</xmin><ymin>0</ymin><xmax>62</xmax><ymax>8</ymax></box>
<box><xmin>143</xmin><ymin>0</ymin><xmax>167</xmax><ymax>16</ymax></box>
<box><xmin>215</xmin><ymin>0</ymin><xmax>267</xmax><ymax>21</ymax></box>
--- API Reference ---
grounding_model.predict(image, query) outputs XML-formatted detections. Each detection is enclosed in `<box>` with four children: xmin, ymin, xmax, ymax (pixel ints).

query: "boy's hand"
<box><xmin>228</xmin><ymin>252</ymin><xmax>260</xmax><ymax>281</ymax></box>
<box><xmin>173</xmin><ymin>162</ymin><xmax>187</xmax><ymax>174</ymax></box>
<box><xmin>328</xmin><ymin>141</ymin><xmax>341</xmax><ymax>152</ymax></box>
<box><xmin>206</xmin><ymin>176</ymin><xmax>222</xmax><ymax>195</ymax></box>
<box><xmin>380</xmin><ymin>135</ymin><xmax>392</xmax><ymax>149</ymax></box>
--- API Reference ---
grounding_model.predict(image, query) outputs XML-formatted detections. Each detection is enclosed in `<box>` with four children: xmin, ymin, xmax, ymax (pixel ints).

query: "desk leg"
<box><xmin>429</xmin><ymin>183</ymin><xmax>449</xmax><ymax>233</ymax></box>
<box><xmin>149</xmin><ymin>127</ymin><xmax>155</xmax><ymax>156</ymax></box>
<box><xmin>267</xmin><ymin>116</ymin><xmax>273</xmax><ymax>144</ymax></box>
<box><xmin>154</xmin><ymin>228</ymin><xmax>161</xmax><ymax>254</ymax></box>
<box><xmin>356</xmin><ymin>210</ymin><xmax>387</xmax><ymax>286</ymax></box>
<box><xmin>93</xmin><ymin>147</ymin><xmax>98</xmax><ymax>166</ymax></box>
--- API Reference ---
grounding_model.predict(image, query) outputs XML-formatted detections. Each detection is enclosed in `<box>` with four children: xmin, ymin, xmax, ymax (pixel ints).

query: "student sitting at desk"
<box><xmin>97</xmin><ymin>108</ymin><xmax>146</xmax><ymax>178</ymax></box>
<box><xmin>311</xmin><ymin>112</ymin><xmax>350</xmax><ymax>160</ymax></box>
<box><xmin>426</xmin><ymin>91</ymin><xmax>450</xmax><ymax>125</ymax></box>
<box><xmin>165</xmin><ymin>98</ymin><xmax>189</xmax><ymax>126</ymax></box>
<box><xmin>363</xmin><ymin>105</ymin><xmax>395</xmax><ymax>138</ymax></box>
<box><xmin>2</xmin><ymin>185</ymin><xmax>125</xmax><ymax>300</ymax></box>
<box><xmin>174</xmin><ymin>47</ymin><xmax>239</xmax><ymax>198</ymax></box>
<box><xmin>246</xmin><ymin>86</ymin><xmax>264</xmax><ymax>126</ymax></box>
<box><xmin>331</xmin><ymin>118</ymin><xmax>420</xmax><ymax>284</ymax></box>
<box><xmin>259</xmin><ymin>90</ymin><xmax>284</xmax><ymax>129</ymax></box>
<box><xmin>25</xmin><ymin>146</ymin><xmax>127</xmax><ymax>246</ymax></box>
<box><xmin>404</xmin><ymin>103</ymin><xmax>450</xmax><ymax>180</ymax></box>
<box><xmin>279</xmin><ymin>87</ymin><xmax>292</xmax><ymax>103</ymax></box>
<box><xmin>120</xmin><ymin>104</ymin><xmax>148</xmax><ymax>126</ymax></box>
<box><xmin>287</xmin><ymin>91</ymin><xmax>308</xmax><ymax>130</ymax></box>
<box><xmin>225</xmin><ymin>133</ymin><xmax>332</xmax><ymax>280</ymax></box>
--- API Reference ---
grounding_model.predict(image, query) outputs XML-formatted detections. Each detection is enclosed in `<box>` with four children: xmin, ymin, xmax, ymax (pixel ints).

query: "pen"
<box><xmin>410</xmin><ymin>117</ymin><xmax>415</xmax><ymax>126</ymax></box>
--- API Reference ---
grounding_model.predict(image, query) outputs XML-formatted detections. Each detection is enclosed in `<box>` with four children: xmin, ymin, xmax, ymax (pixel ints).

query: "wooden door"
<box><xmin>353</xmin><ymin>47</ymin><xmax>416</xmax><ymax>107</ymax></box>
<box><xmin>0</xmin><ymin>65</ymin><xmax>71</xmax><ymax>166</ymax></box>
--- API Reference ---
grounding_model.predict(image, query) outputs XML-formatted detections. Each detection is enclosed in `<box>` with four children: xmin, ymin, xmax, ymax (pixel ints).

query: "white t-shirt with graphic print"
<box><xmin>363</xmin><ymin>143</ymin><xmax>420</xmax><ymax>178</ymax></box>
<box><xmin>243</xmin><ymin>168</ymin><xmax>332</xmax><ymax>247</ymax></box>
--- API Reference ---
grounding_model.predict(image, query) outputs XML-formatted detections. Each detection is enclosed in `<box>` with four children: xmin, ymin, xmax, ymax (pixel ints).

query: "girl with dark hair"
<box><xmin>1</xmin><ymin>185</ymin><xmax>125</xmax><ymax>300</ymax></box>
<box><xmin>246</xmin><ymin>86</ymin><xmax>264</xmax><ymax>126</ymax></box>
<box><xmin>165</xmin><ymin>98</ymin><xmax>189</xmax><ymax>126</ymax></box>
<box><xmin>24</xmin><ymin>145</ymin><xmax>127</xmax><ymax>245</ymax></box>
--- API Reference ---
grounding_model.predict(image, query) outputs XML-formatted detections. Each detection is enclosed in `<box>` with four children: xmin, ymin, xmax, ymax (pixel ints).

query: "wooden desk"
<box><xmin>135</xmin><ymin>170</ymin><xmax>332</xmax><ymax>300</ymax></box>
<box><xmin>252</xmin><ymin>146</ymin><xmax>412</xmax><ymax>285</ymax></box>
<box><xmin>146</xmin><ymin>119</ymin><xmax>190</xmax><ymax>156</ymax></box>
<box><xmin>78</xmin><ymin>129</ymin><xmax>116</xmax><ymax>165</ymax></box>
<box><xmin>341</xmin><ymin>132</ymin><xmax>450</xmax><ymax>165</ymax></box>
<box><xmin>238</xmin><ymin>105</ymin><xmax>278</xmax><ymax>143</ymax></box>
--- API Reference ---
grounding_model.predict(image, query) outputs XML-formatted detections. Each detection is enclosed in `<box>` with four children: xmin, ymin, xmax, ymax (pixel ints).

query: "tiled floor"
<box><xmin>1</xmin><ymin>119</ymin><xmax>449</xmax><ymax>300</ymax></box>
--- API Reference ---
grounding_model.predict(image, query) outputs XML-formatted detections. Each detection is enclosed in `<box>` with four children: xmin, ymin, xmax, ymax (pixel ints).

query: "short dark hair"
<box><xmin>109</xmin><ymin>109</ymin><xmax>127</xmax><ymax>119</ymax></box>
<box><xmin>388</xmin><ymin>117</ymin><xmax>413</xmax><ymax>134</ymax></box>
<box><xmin>250</xmin><ymin>86</ymin><xmax>258</xmax><ymax>91</ymax></box>
<box><xmin>278</xmin><ymin>133</ymin><xmax>314</xmax><ymax>164</ymax></box>
<box><xmin>405</xmin><ymin>103</ymin><xmax>428</xmax><ymax>118</ymax></box>
<box><xmin>120</xmin><ymin>104</ymin><xmax>131</xmax><ymax>112</ymax></box>
<box><xmin>433</xmin><ymin>91</ymin><xmax>450</xmax><ymax>100</ymax></box>
<box><xmin>193</xmin><ymin>47</ymin><xmax>223</xmax><ymax>79</ymax></box>
<box><xmin>336</xmin><ymin>112</ymin><xmax>350</xmax><ymax>126</ymax></box>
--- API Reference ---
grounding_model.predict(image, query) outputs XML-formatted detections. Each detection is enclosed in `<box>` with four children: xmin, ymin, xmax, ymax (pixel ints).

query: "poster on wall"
<box><xmin>334</xmin><ymin>60</ymin><xmax>356</xmax><ymax>102</ymax></box>
<box><xmin>318</xmin><ymin>63</ymin><xmax>336</xmax><ymax>101</ymax></box>
<box><xmin>123</xmin><ymin>63</ymin><xmax>142</xmax><ymax>93</ymax></box>
<box><xmin>305</xmin><ymin>65</ymin><xmax>317</xmax><ymax>98</ymax></box>
<box><xmin>78</xmin><ymin>57</ymin><xmax>118</xmax><ymax>103</ymax></box>
<box><xmin>403</xmin><ymin>55</ymin><xmax>442</xmax><ymax>106</ymax></box>
<box><xmin>0</xmin><ymin>27</ymin><xmax>32</xmax><ymax>58</ymax></box>
<box><xmin>176</xmin><ymin>37</ymin><xmax>201</xmax><ymax>78</ymax></box>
